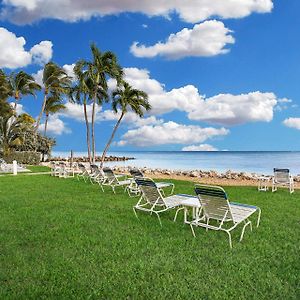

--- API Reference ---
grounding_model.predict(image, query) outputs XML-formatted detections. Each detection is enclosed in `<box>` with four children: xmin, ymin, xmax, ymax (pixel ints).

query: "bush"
<box><xmin>4</xmin><ymin>151</ymin><xmax>41</xmax><ymax>165</ymax></box>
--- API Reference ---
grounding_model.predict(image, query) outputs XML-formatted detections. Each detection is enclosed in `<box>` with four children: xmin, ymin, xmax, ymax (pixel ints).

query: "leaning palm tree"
<box><xmin>35</xmin><ymin>62</ymin><xmax>71</xmax><ymax>131</ymax></box>
<box><xmin>7</xmin><ymin>71</ymin><xmax>41</xmax><ymax>112</ymax></box>
<box><xmin>81</xmin><ymin>43</ymin><xmax>123</xmax><ymax>163</ymax></box>
<box><xmin>99</xmin><ymin>81</ymin><xmax>150</xmax><ymax>168</ymax></box>
<box><xmin>44</xmin><ymin>94</ymin><xmax>66</xmax><ymax>136</ymax></box>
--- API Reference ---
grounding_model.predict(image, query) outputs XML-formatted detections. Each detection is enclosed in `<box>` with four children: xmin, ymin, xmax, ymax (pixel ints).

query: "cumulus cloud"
<box><xmin>39</xmin><ymin>115</ymin><xmax>71</xmax><ymax>135</ymax></box>
<box><xmin>61</xmin><ymin>102</ymin><xmax>162</xmax><ymax>127</ymax></box>
<box><xmin>117</xmin><ymin>121</ymin><xmax>229</xmax><ymax>147</ymax></box>
<box><xmin>182</xmin><ymin>144</ymin><xmax>218</xmax><ymax>151</ymax></box>
<box><xmin>283</xmin><ymin>118</ymin><xmax>300</xmax><ymax>130</ymax></box>
<box><xmin>63</xmin><ymin>63</ymin><xmax>76</xmax><ymax>80</ymax></box>
<box><xmin>112</xmin><ymin>67</ymin><xmax>281</xmax><ymax>125</ymax></box>
<box><xmin>0</xmin><ymin>0</ymin><xmax>273</xmax><ymax>24</ymax></box>
<box><xmin>131</xmin><ymin>20</ymin><xmax>235</xmax><ymax>59</ymax></box>
<box><xmin>0</xmin><ymin>27</ymin><xmax>52</xmax><ymax>68</ymax></box>
<box><xmin>188</xmin><ymin>91</ymin><xmax>279</xmax><ymax>125</ymax></box>
<box><xmin>32</xmin><ymin>69</ymin><xmax>43</xmax><ymax>86</ymax></box>
<box><xmin>30</xmin><ymin>40</ymin><xmax>53</xmax><ymax>65</ymax></box>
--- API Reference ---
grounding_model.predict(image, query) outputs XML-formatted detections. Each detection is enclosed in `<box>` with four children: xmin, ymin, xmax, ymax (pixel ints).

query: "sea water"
<box><xmin>52</xmin><ymin>151</ymin><xmax>300</xmax><ymax>175</ymax></box>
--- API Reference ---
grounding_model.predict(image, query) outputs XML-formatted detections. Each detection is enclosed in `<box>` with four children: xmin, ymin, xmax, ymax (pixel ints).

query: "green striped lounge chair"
<box><xmin>102</xmin><ymin>167</ymin><xmax>132</xmax><ymax>194</ymax></box>
<box><xmin>191</xmin><ymin>184</ymin><xmax>261</xmax><ymax>248</ymax></box>
<box><xmin>272</xmin><ymin>168</ymin><xmax>294</xmax><ymax>194</ymax></box>
<box><xmin>127</xmin><ymin>168</ymin><xmax>175</xmax><ymax>197</ymax></box>
<box><xmin>133</xmin><ymin>177</ymin><xmax>199</xmax><ymax>226</ymax></box>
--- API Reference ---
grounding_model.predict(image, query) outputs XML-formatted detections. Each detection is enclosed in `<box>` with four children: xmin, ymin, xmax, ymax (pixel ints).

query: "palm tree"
<box><xmin>71</xmin><ymin>62</ymin><xmax>94</xmax><ymax>164</ymax></box>
<box><xmin>99</xmin><ymin>81</ymin><xmax>150</xmax><ymax>168</ymax></box>
<box><xmin>0</xmin><ymin>69</ymin><xmax>10</xmax><ymax>101</ymax></box>
<box><xmin>35</xmin><ymin>62</ymin><xmax>71</xmax><ymax>131</ymax></box>
<box><xmin>7</xmin><ymin>71</ymin><xmax>41</xmax><ymax>112</ymax></box>
<box><xmin>81</xmin><ymin>43</ymin><xmax>123</xmax><ymax>163</ymax></box>
<box><xmin>44</xmin><ymin>94</ymin><xmax>66</xmax><ymax>136</ymax></box>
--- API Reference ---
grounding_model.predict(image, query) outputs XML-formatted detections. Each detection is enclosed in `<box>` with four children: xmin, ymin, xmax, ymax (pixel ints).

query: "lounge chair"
<box><xmin>190</xmin><ymin>184</ymin><xmax>261</xmax><ymax>248</ymax></box>
<box><xmin>58</xmin><ymin>162</ymin><xmax>75</xmax><ymax>178</ymax></box>
<box><xmin>50</xmin><ymin>162</ymin><xmax>60</xmax><ymax>177</ymax></box>
<box><xmin>272</xmin><ymin>168</ymin><xmax>294</xmax><ymax>194</ymax></box>
<box><xmin>127</xmin><ymin>168</ymin><xmax>175</xmax><ymax>196</ymax></box>
<box><xmin>102</xmin><ymin>167</ymin><xmax>132</xmax><ymax>193</ymax></box>
<box><xmin>77</xmin><ymin>163</ymin><xmax>90</xmax><ymax>182</ymax></box>
<box><xmin>133</xmin><ymin>177</ymin><xmax>199</xmax><ymax>226</ymax></box>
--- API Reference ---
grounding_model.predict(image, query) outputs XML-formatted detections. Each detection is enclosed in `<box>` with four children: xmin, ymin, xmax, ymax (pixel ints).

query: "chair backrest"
<box><xmin>90</xmin><ymin>164</ymin><xmax>99</xmax><ymax>173</ymax></box>
<box><xmin>102</xmin><ymin>167</ymin><xmax>118</xmax><ymax>183</ymax></box>
<box><xmin>135</xmin><ymin>177</ymin><xmax>164</xmax><ymax>205</ymax></box>
<box><xmin>129</xmin><ymin>168</ymin><xmax>144</xmax><ymax>178</ymax></box>
<box><xmin>194</xmin><ymin>184</ymin><xmax>233</xmax><ymax>222</ymax></box>
<box><xmin>273</xmin><ymin>168</ymin><xmax>290</xmax><ymax>183</ymax></box>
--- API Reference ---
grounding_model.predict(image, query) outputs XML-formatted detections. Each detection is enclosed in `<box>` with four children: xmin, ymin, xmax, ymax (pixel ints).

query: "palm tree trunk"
<box><xmin>100</xmin><ymin>112</ymin><xmax>124</xmax><ymax>169</ymax></box>
<box><xmin>91</xmin><ymin>97</ymin><xmax>96</xmax><ymax>163</ymax></box>
<box><xmin>14</xmin><ymin>99</ymin><xmax>18</xmax><ymax>112</ymax></box>
<box><xmin>83</xmin><ymin>101</ymin><xmax>92</xmax><ymax>164</ymax></box>
<box><xmin>44</xmin><ymin>113</ymin><xmax>49</xmax><ymax>136</ymax></box>
<box><xmin>35</xmin><ymin>93</ymin><xmax>47</xmax><ymax>131</ymax></box>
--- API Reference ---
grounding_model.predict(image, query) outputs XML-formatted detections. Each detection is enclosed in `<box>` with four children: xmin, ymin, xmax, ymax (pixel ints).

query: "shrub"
<box><xmin>4</xmin><ymin>151</ymin><xmax>41</xmax><ymax>165</ymax></box>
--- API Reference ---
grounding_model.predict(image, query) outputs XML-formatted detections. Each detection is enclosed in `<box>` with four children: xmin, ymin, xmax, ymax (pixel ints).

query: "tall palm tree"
<box><xmin>44</xmin><ymin>94</ymin><xmax>66</xmax><ymax>136</ymax></box>
<box><xmin>35</xmin><ymin>62</ymin><xmax>71</xmax><ymax>131</ymax></box>
<box><xmin>7</xmin><ymin>71</ymin><xmax>41</xmax><ymax>112</ymax></box>
<box><xmin>82</xmin><ymin>43</ymin><xmax>123</xmax><ymax>163</ymax></box>
<box><xmin>71</xmin><ymin>62</ymin><xmax>94</xmax><ymax>164</ymax></box>
<box><xmin>99</xmin><ymin>81</ymin><xmax>150</xmax><ymax>168</ymax></box>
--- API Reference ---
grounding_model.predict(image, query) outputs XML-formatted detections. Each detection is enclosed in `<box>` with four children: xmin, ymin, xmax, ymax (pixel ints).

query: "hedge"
<box><xmin>4</xmin><ymin>151</ymin><xmax>41</xmax><ymax>165</ymax></box>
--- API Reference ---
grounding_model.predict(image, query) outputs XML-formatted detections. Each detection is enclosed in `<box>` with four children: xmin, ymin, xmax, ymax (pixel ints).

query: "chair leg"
<box><xmin>240</xmin><ymin>220</ymin><xmax>251</xmax><ymax>242</ymax></box>
<box><xmin>226</xmin><ymin>231</ymin><xmax>233</xmax><ymax>249</ymax></box>
<box><xmin>155</xmin><ymin>212</ymin><xmax>162</xmax><ymax>227</ymax></box>
<box><xmin>133</xmin><ymin>207</ymin><xmax>139</xmax><ymax>219</ymax></box>
<box><xmin>190</xmin><ymin>223</ymin><xmax>196</xmax><ymax>237</ymax></box>
<box><xmin>173</xmin><ymin>207</ymin><xmax>184</xmax><ymax>222</ymax></box>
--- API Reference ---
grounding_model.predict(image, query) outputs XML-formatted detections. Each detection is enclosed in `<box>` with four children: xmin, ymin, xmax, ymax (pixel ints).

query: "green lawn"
<box><xmin>0</xmin><ymin>175</ymin><xmax>299</xmax><ymax>299</ymax></box>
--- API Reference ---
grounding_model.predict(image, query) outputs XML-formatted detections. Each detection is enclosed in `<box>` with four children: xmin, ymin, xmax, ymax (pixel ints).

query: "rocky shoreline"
<box><xmin>111</xmin><ymin>166</ymin><xmax>300</xmax><ymax>188</ymax></box>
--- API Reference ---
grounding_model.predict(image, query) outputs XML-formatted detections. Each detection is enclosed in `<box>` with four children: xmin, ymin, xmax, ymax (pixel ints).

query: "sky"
<box><xmin>1</xmin><ymin>0</ymin><xmax>300</xmax><ymax>152</ymax></box>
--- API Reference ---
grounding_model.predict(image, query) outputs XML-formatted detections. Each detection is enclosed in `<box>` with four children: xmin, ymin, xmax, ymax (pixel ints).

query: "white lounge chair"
<box><xmin>190</xmin><ymin>184</ymin><xmax>261</xmax><ymax>248</ymax></box>
<box><xmin>133</xmin><ymin>177</ymin><xmax>199</xmax><ymax>226</ymax></box>
<box><xmin>77</xmin><ymin>163</ymin><xmax>90</xmax><ymax>182</ymax></box>
<box><xmin>272</xmin><ymin>168</ymin><xmax>294</xmax><ymax>194</ymax></box>
<box><xmin>102</xmin><ymin>167</ymin><xmax>132</xmax><ymax>194</ymax></box>
<box><xmin>58</xmin><ymin>162</ymin><xmax>75</xmax><ymax>178</ymax></box>
<box><xmin>127</xmin><ymin>168</ymin><xmax>175</xmax><ymax>197</ymax></box>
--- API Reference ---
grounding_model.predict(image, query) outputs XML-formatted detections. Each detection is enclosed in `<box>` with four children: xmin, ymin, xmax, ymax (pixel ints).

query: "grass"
<box><xmin>0</xmin><ymin>175</ymin><xmax>299</xmax><ymax>299</ymax></box>
<box><xmin>25</xmin><ymin>165</ymin><xmax>51</xmax><ymax>173</ymax></box>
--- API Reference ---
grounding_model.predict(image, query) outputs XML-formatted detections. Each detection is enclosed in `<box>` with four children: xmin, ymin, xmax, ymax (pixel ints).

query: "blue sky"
<box><xmin>1</xmin><ymin>0</ymin><xmax>300</xmax><ymax>152</ymax></box>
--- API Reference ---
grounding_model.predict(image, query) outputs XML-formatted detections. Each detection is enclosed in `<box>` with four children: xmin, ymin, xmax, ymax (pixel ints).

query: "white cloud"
<box><xmin>32</xmin><ymin>69</ymin><xmax>43</xmax><ymax>86</ymax></box>
<box><xmin>113</xmin><ymin>67</ymin><xmax>280</xmax><ymax>125</ymax></box>
<box><xmin>0</xmin><ymin>27</ymin><xmax>52</xmax><ymax>69</ymax></box>
<box><xmin>39</xmin><ymin>115</ymin><xmax>71</xmax><ymax>135</ymax></box>
<box><xmin>131</xmin><ymin>20</ymin><xmax>235</xmax><ymax>59</ymax></box>
<box><xmin>1</xmin><ymin>0</ymin><xmax>273</xmax><ymax>24</ymax></box>
<box><xmin>30</xmin><ymin>40</ymin><xmax>53</xmax><ymax>65</ymax></box>
<box><xmin>117</xmin><ymin>121</ymin><xmax>229</xmax><ymax>147</ymax></box>
<box><xmin>63</xmin><ymin>63</ymin><xmax>75</xmax><ymax>80</ymax></box>
<box><xmin>188</xmin><ymin>91</ymin><xmax>278</xmax><ymax>125</ymax></box>
<box><xmin>283</xmin><ymin>118</ymin><xmax>300</xmax><ymax>130</ymax></box>
<box><xmin>61</xmin><ymin>102</ymin><xmax>162</xmax><ymax>127</ymax></box>
<box><xmin>182</xmin><ymin>144</ymin><xmax>218</xmax><ymax>151</ymax></box>
<box><xmin>10</xmin><ymin>102</ymin><xmax>25</xmax><ymax>115</ymax></box>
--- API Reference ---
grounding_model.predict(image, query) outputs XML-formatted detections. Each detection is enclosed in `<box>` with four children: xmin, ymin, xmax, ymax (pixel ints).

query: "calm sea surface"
<box><xmin>52</xmin><ymin>151</ymin><xmax>300</xmax><ymax>175</ymax></box>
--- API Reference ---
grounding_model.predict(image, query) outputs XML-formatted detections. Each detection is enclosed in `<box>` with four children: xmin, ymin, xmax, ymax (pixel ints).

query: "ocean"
<box><xmin>52</xmin><ymin>151</ymin><xmax>300</xmax><ymax>175</ymax></box>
